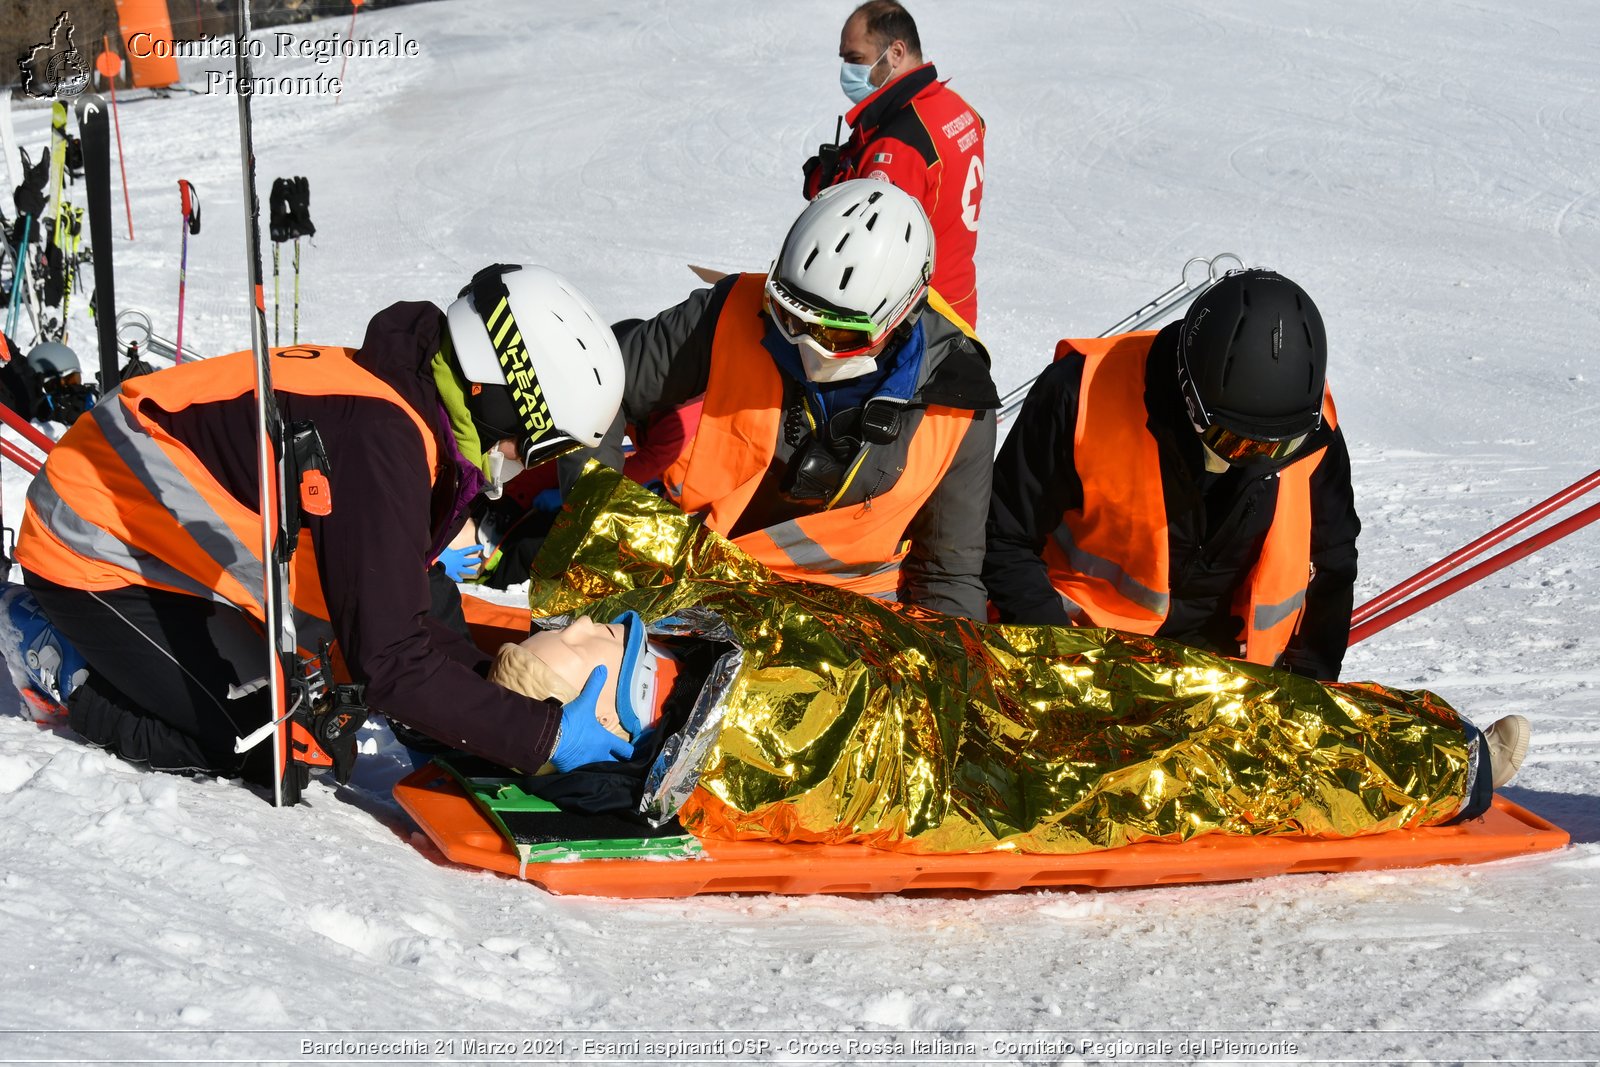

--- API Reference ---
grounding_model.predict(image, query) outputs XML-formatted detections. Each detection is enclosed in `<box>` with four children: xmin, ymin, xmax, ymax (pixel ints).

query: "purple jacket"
<box><xmin>147</xmin><ymin>301</ymin><xmax>560</xmax><ymax>771</ymax></box>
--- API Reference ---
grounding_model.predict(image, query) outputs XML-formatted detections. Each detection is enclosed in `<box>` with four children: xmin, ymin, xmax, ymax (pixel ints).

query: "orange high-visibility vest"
<box><xmin>1041</xmin><ymin>332</ymin><xmax>1337</xmax><ymax>665</ymax></box>
<box><xmin>16</xmin><ymin>347</ymin><xmax>439</xmax><ymax>655</ymax></box>
<box><xmin>662</xmin><ymin>273</ymin><xmax>974</xmax><ymax>599</ymax></box>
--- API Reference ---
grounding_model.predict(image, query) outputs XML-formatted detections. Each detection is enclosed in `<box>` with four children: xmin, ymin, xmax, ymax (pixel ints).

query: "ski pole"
<box><xmin>176</xmin><ymin>180</ymin><xmax>200</xmax><ymax>363</ymax></box>
<box><xmin>1349</xmin><ymin>497</ymin><xmax>1600</xmax><ymax>645</ymax></box>
<box><xmin>96</xmin><ymin>40</ymin><xmax>133</xmax><ymax>240</ymax></box>
<box><xmin>271</xmin><ymin>243</ymin><xmax>280</xmax><ymax>346</ymax></box>
<box><xmin>996</xmin><ymin>252</ymin><xmax>1243</xmax><ymax>425</ymax></box>
<box><xmin>292</xmin><ymin>237</ymin><xmax>301</xmax><ymax>344</ymax></box>
<box><xmin>1352</xmin><ymin>468</ymin><xmax>1600</xmax><ymax>628</ymax></box>
<box><xmin>5</xmin><ymin>215</ymin><xmax>31</xmax><ymax>337</ymax></box>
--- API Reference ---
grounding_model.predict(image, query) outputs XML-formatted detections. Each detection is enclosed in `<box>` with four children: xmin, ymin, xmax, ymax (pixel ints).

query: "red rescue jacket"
<box><xmin>805</xmin><ymin>64</ymin><xmax>985</xmax><ymax>329</ymax></box>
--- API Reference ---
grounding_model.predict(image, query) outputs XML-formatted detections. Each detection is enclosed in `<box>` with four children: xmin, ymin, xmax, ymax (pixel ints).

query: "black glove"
<box><xmin>64</xmin><ymin>136</ymin><xmax>83</xmax><ymax>180</ymax></box>
<box><xmin>268</xmin><ymin>177</ymin><xmax>294</xmax><ymax>242</ymax></box>
<box><xmin>13</xmin><ymin>149</ymin><xmax>49</xmax><ymax>221</ymax></box>
<box><xmin>289</xmin><ymin>175</ymin><xmax>315</xmax><ymax>239</ymax></box>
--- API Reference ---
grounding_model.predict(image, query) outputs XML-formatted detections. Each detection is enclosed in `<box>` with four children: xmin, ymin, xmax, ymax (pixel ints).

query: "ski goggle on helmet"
<box><xmin>764</xmin><ymin>179</ymin><xmax>934</xmax><ymax>362</ymax></box>
<box><xmin>1175</xmin><ymin>268</ymin><xmax>1328</xmax><ymax>465</ymax></box>
<box><xmin>446</xmin><ymin>264</ymin><xmax>624</xmax><ymax>469</ymax></box>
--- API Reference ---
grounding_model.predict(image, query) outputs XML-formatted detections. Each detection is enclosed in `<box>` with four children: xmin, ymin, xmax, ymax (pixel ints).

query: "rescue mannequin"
<box><xmin>480</xmin><ymin>468</ymin><xmax>1534</xmax><ymax>857</ymax></box>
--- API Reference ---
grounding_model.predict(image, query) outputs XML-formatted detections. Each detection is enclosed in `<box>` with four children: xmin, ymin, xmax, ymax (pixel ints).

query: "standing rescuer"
<box><xmin>984</xmin><ymin>269</ymin><xmax>1361</xmax><ymax>680</ymax></box>
<box><xmin>597</xmin><ymin>179</ymin><xmax>999</xmax><ymax>620</ymax></box>
<box><xmin>804</xmin><ymin>1</ymin><xmax>986</xmax><ymax>327</ymax></box>
<box><xmin>9</xmin><ymin>265</ymin><xmax>640</xmax><ymax>787</ymax></box>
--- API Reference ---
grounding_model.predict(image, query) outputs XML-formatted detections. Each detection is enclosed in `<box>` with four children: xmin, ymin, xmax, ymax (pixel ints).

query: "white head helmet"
<box><xmin>446</xmin><ymin>264</ymin><xmax>624</xmax><ymax>468</ymax></box>
<box><xmin>766</xmin><ymin>178</ymin><xmax>934</xmax><ymax>382</ymax></box>
<box><xmin>27</xmin><ymin>340</ymin><xmax>81</xmax><ymax>381</ymax></box>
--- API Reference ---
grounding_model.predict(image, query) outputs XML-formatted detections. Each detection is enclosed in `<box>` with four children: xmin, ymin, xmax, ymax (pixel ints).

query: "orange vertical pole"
<box><xmin>96</xmin><ymin>41</ymin><xmax>134</xmax><ymax>240</ymax></box>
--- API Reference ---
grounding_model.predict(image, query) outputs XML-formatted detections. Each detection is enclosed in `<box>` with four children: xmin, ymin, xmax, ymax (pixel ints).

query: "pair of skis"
<box><xmin>76</xmin><ymin>95</ymin><xmax>119</xmax><ymax>390</ymax></box>
<box><xmin>1</xmin><ymin>97</ymin><xmax>112</xmax><ymax>361</ymax></box>
<box><xmin>230</xmin><ymin>5</ymin><xmax>355</xmax><ymax>807</ymax></box>
<box><xmin>226</xmin><ymin>1</ymin><xmax>301</xmax><ymax>807</ymax></box>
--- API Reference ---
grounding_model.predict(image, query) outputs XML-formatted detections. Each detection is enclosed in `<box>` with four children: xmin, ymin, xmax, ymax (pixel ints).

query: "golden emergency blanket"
<box><xmin>529</xmin><ymin>466</ymin><xmax>1475</xmax><ymax>855</ymax></box>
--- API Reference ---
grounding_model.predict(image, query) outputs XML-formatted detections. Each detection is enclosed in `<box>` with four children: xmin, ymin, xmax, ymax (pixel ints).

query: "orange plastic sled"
<box><xmin>443</xmin><ymin>594</ymin><xmax>1568</xmax><ymax>897</ymax></box>
<box><xmin>460</xmin><ymin>592</ymin><xmax>533</xmax><ymax>647</ymax></box>
<box><xmin>394</xmin><ymin>762</ymin><xmax>1569</xmax><ymax>899</ymax></box>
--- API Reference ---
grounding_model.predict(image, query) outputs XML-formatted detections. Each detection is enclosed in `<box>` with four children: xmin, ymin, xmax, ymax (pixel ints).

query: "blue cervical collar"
<box><xmin>611</xmin><ymin>610</ymin><xmax>651</xmax><ymax>739</ymax></box>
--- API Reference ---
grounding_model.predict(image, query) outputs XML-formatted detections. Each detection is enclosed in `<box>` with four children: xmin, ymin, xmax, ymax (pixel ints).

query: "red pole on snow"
<box><xmin>0</xmin><ymin>438</ymin><xmax>43</xmax><ymax>476</ymax></box>
<box><xmin>0</xmin><ymin>403</ymin><xmax>59</xmax><ymax>456</ymax></box>
<box><xmin>336</xmin><ymin>0</ymin><xmax>365</xmax><ymax>97</ymax></box>
<box><xmin>96</xmin><ymin>41</ymin><xmax>134</xmax><ymax>240</ymax></box>
<box><xmin>1352</xmin><ymin>468</ymin><xmax>1600</xmax><ymax>627</ymax></box>
<box><xmin>1350</xmin><ymin>496</ymin><xmax>1600</xmax><ymax>645</ymax></box>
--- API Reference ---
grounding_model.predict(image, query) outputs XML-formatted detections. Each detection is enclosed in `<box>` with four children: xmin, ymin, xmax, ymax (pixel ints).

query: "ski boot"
<box><xmin>0</xmin><ymin>583</ymin><xmax>88</xmax><ymax>724</ymax></box>
<box><xmin>1484</xmin><ymin>714</ymin><xmax>1532</xmax><ymax>788</ymax></box>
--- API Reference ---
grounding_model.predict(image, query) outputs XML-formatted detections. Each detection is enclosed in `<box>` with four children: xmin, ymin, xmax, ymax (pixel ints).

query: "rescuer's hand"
<box><xmin>437</xmin><ymin>545</ymin><xmax>485</xmax><ymax>581</ymax></box>
<box><xmin>550</xmin><ymin>665</ymin><xmax>634</xmax><ymax>772</ymax></box>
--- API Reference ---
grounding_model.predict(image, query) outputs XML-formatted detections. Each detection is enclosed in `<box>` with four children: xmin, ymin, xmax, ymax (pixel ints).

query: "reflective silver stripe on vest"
<box><xmin>27</xmin><ymin>472</ymin><xmax>240</xmax><ymax>605</ymax></box>
<box><xmin>764</xmin><ymin>520</ymin><xmax>902</xmax><ymax>583</ymax></box>
<box><xmin>34</xmin><ymin>401</ymin><xmax>335</xmax><ymax>650</ymax></box>
<box><xmin>93</xmin><ymin>399</ymin><xmax>269</xmax><ymax>601</ymax></box>
<box><xmin>1050</xmin><ymin>522</ymin><xmax>1170</xmax><ymax>616</ymax></box>
<box><xmin>1254</xmin><ymin>589</ymin><xmax>1306</xmax><ymax>632</ymax></box>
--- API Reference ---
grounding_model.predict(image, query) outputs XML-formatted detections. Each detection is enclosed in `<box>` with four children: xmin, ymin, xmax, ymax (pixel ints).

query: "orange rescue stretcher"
<box><xmin>392</xmin><ymin>595</ymin><xmax>1569</xmax><ymax>898</ymax></box>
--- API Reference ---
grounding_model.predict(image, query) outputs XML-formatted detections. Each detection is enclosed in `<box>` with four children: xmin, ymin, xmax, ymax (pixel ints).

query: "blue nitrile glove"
<box><xmin>531</xmin><ymin>487</ymin><xmax>562</xmax><ymax>514</ymax></box>
<box><xmin>549</xmin><ymin>665</ymin><xmax>635</xmax><ymax>772</ymax></box>
<box><xmin>437</xmin><ymin>545</ymin><xmax>484</xmax><ymax>581</ymax></box>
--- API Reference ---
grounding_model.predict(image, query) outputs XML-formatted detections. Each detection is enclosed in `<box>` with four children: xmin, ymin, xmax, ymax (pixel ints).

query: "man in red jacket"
<box><xmin>803</xmin><ymin>1</ymin><xmax>985</xmax><ymax>327</ymax></box>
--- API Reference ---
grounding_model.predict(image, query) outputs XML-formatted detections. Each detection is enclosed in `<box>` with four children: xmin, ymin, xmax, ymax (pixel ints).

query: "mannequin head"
<box><xmin>489</xmin><ymin>613</ymin><xmax>667</xmax><ymax>741</ymax></box>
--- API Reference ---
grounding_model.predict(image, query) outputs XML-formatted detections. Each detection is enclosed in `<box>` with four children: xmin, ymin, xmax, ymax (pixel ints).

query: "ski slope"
<box><xmin>2</xmin><ymin>0</ymin><xmax>1598</xmax><ymax>1061</ymax></box>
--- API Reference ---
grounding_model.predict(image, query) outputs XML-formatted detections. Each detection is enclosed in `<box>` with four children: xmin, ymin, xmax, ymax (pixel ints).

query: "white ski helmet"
<box><xmin>27</xmin><ymin>341</ymin><xmax>81</xmax><ymax>382</ymax></box>
<box><xmin>446</xmin><ymin>264</ymin><xmax>624</xmax><ymax>468</ymax></box>
<box><xmin>766</xmin><ymin>178</ymin><xmax>933</xmax><ymax>381</ymax></box>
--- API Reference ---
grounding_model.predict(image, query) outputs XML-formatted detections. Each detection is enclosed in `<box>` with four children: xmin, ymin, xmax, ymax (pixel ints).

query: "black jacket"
<box><xmin>143</xmin><ymin>302</ymin><xmax>562</xmax><ymax>770</ymax></box>
<box><xmin>598</xmin><ymin>276</ymin><xmax>999</xmax><ymax>619</ymax></box>
<box><xmin>984</xmin><ymin>322</ymin><xmax>1360</xmax><ymax>679</ymax></box>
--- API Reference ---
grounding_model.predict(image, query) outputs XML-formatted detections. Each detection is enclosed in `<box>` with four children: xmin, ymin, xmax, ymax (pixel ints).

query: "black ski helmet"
<box><xmin>1177</xmin><ymin>269</ymin><xmax>1326</xmax><ymax>441</ymax></box>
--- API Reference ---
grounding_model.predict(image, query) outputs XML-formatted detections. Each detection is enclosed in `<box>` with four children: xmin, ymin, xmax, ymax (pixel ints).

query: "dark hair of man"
<box><xmin>852</xmin><ymin>1</ymin><xmax>923</xmax><ymax>59</ymax></box>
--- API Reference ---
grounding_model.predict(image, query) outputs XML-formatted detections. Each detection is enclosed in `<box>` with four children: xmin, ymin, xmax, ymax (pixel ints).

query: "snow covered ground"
<box><xmin>2</xmin><ymin>0</ymin><xmax>1598</xmax><ymax>1061</ymax></box>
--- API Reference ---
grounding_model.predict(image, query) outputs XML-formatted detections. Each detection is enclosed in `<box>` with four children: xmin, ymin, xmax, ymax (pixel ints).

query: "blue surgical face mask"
<box><xmin>839</xmin><ymin>49</ymin><xmax>889</xmax><ymax>104</ymax></box>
